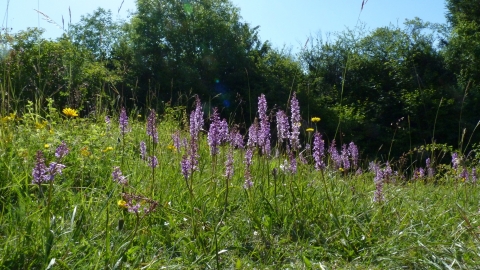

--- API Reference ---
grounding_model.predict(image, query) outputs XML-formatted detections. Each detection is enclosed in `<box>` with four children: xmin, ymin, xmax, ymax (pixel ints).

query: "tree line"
<box><xmin>1</xmin><ymin>0</ymin><xmax>479</xmax><ymax>158</ymax></box>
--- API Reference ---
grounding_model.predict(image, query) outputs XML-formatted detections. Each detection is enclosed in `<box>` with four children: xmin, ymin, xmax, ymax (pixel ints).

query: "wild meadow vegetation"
<box><xmin>1</xmin><ymin>0</ymin><xmax>480</xmax><ymax>269</ymax></box>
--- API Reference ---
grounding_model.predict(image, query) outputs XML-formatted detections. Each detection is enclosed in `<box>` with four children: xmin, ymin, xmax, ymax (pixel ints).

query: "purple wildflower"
<box><xmin>369</xmin><ymin>161</ymin><xmax>380</xmax><ymax>173</ymax></box>
<box><xmin>181</xmin><ymin>156</ymin><xmax>191</xmax><ymax>180</ymax></box>
<box><xmin>373</xmin><ymin>168</ymin><xmax>385</xmax><ymax>202</ymax></box>
<box><xmin>289</xmin><ymin>92</ymin><xmax>301</xmax><ymax>151</ymax></box>
<box><xmin>55</xmin><ymin>141</ymin><xmax>69</xmax><ymax>159</ymax></box>
<box><xmin>112</xmin><ymin>166</ymin><xmax>128</xmax><ymax>185</ymax></box>
<box><xmin>149</xmin><ymin>156</ymin><xmax>158</xmax><ymax>168</ymax></box>
<box><xmin>32</xmin><ymin>151</ymin><xmax>66</xmax><ymax>184</ymax></box>
<box><xmin>328</xmin><ymin>140</ymin><xmax>342</xmax><ymax>169</ymax></box>
<box><xmin>243</xmin><ymin>170</ymin><xmax>254</xmax><ymax>189</ymax></box>
<box><xmin>276</xmin><ymin>110</ymin><xmax>290</xmax><ymax>146</ymax></box>
<box><xmin>190</xmin><ymin>95</ymin><xmax>204</xmax><ymax>139</ymax></box>
<box><xmin>225</xmin><ymin>149</ymin><xmax>234</xmax><ymax>179</ymax></box>
<box><xmin>127</xmin><ymin>202</ymin><xmax>141</xmax><ymax>214</ymax></box>
<box><xmin>413</xmin><ymin>167</ymin><xmax>425</xmax><ymax>180</ymax></box>
<box><xmin>257</xmin><ymin>94</ymin><xmax>271</xmax><ymax>156</ymax></box>
<box><xmin>187</xmin><ymin>139</ymin><xmax>200</xmax><ymax>171</ymax></box>
<box><xmin>371</xmin><ymin>162</ymin><xmax>393</xmax><ymax>202</ymax></box>
<box><xmin>243</xmin><ymin>148</ymin><xmax>254</xmax><ymax>189</ymax></box>
<box><xmin>208</xmin><ymin>108</ymin><xmax>227</xmax><ymax>156</ymax></box>
<box><xmin>341</xmin><ymin>144</ymin><xmax>350</xmax><ymax>170</ymax></box>
<box><xmin>384</xmin><ymin>162</ymin><xmax>393</xmax><ymax>181</ymax></box>
<box><xmin>289</xmin><ymin>151</ymin><xmax>297</xmax><ymax>174</ymax></box>
<box><xmin>313</xmin><ymin>132</ymin><xmax>325</xmax><ymax>170</ymax></box>
<box><xmin>244</xmin><ymin>148</ymin><xmax>253</xmax><ymax>167</ymax></box>
<box><xmin>47</xmin><ymin>162</ymin><xmax>66</xmax><ymax>180</ymax></box>
<box><xmin>452</xmin><ymin>153</ymin><xmax>460</xmax><ymax>170</ymax></box>
<box><xmin>119</xmin><ymin>107</ymin><xmax>129</xmax><ymax>135</ymax></box>
<box><xmin>172</xmin><ymin>131</ymin><xmax>182</xmax><ymax>152</ymax></box>
<box><xmin>147</xmin><ymin>109</ymin><xmax>158</xmax><ymax>144</ymax></box>
<box><xmin>32</xmin><ymin>151</ymin><xmax>48</xmax><ymax>184</ymax></box>
<box><xmin>247</xmin><ymin>119</ymin><xmax>259</xmax><ymax>148</ymax></box>
<box><xmin>348</xmin><ymin>142</ymin><xmax>359</xmax><ymax>169</ymax></box>
<box><xmin>140</xmin><ymin>141</ymin><xmax>147</xmax><ymax>160</ymax></box>
<box><xmin>460</xmin><ymin>167</ymin><xmax>469</xmax><ymax>182</ymax></box>
<box><xmin>229</xmin><ymin>128</ymin><xmax>244</xmax><ymax>149</ymax></box>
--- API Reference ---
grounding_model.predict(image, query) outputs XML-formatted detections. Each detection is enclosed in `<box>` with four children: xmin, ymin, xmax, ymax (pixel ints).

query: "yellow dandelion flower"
<box><xmin>63</xmin><ymin>108</ymin><xmax>79</xmax><ymax>117</ymax></box>
<box><xmin>44</xmin><ymin>144</ymin><xmax>50</xmax><ymax>149</ymax></box>
<box><xmin>306</xmin><ymin>128</ymin><xmax>314</xmax><ymax>132</ymax></box>
<box><xmin>311</xmin><ymin>117</ymin><xmax>321</xmax><ymax>123</ymax></box>
<box><xmin>118</xmin><ymin>200</ymin><xmax>128</xmax><ymax>209</ymax></box>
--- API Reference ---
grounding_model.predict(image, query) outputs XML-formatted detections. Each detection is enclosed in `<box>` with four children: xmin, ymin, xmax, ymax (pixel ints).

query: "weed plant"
<box><xmin>1</xmin><ymin>93</ymin><xmax>480</xmax><ymax>269</ymax></box>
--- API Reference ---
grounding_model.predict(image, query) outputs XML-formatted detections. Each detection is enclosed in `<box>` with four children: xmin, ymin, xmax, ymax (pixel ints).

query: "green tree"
<box><xmin>443</xmin><ymin>0</ymin><xmax>480</xmax><ymax>148</ymax></box>
<box><xmin>300</xmin><ymin>20</ymin><xmax>456</xmax><ymax>156</ymax></box>
<box><xmin>69</xmin><ymin>8</ymin><xmax>123</xmax><ymax>61</ymax></box>
<box><xmin>0</xmin><ymin>28</ymin><xmax>118</xmax><ymax>113</ymax></box>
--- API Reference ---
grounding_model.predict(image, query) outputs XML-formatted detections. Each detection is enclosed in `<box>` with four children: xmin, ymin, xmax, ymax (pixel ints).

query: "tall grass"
<box><xmin>1</xmin><ymin>92</ymin><xmax>479</xmax><ymax>269</ymax></box>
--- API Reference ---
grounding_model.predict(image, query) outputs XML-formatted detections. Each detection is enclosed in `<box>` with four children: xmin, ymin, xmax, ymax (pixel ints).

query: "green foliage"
<box><xmin>300</xmin><ymin>20</ymin><xmax>459</xmax><ymax>157</ymax></box>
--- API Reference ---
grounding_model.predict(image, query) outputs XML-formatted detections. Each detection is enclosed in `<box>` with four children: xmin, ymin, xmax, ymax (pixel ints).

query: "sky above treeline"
<box><xmin>3</xmin><ymin>0</ymin><xmax>448</xmax><ymax>54</ymax></box>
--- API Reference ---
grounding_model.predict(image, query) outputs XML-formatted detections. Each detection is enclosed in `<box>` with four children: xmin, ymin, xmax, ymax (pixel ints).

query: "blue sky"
<box><xmin>3</xmin><ymin>0</ymin><xmax>447</xmax><ymax>53</ymax></box>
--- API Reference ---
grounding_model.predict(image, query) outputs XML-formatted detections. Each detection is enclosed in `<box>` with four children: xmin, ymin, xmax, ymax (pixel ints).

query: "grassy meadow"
<box><xmin>1</xmin><ymin>94</ymin><xmax>480</xmax><ymax>269</ymax></box>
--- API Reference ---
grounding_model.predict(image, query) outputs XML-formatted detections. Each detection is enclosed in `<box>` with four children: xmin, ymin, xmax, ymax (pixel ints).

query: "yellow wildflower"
<box><xmin>102</xmin><ymin>146</ymin><xmax>114</xmax><ymax>152</ymax></box>
<box><xmin>44</xmin><ymin>144</ymin><xmax>50</xmax><ymax>149</ymax></box>
<box><xmin>118</xmin><ymin>200</ymin><xmax>128</xmax><ymax>209</ymax></box>
<box><xmin>35</xmin><ymin>120</ymin><xmax>48</xmax><ymax>129</ymax></box>
<box><xmin>80</xmin><ymin>146</ymin><xmax>91</xmax><ymax>157</ymax></box>
<box><xmin>63</xmin><ymin>108</ymin><xmax>79</xmax><ymax>117</ymax></box>
<box><xmin>311</xmin><ymin>117</ymin><xmax>321</xmax><ymax>123</ymax></box>
<box><xmin>167</xmin><ymin>144</ymin><xmax>177</xmax><ymax>152</ymax></box>
<box><xmin>306</xmin><ymin>128</ymin><xmax>314</xmax><ymax>132</ymax></box>
<box><xmin>1</xmin><ymin>113</ymin><xmax>17</xmax><ymax>123</ymax></box>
